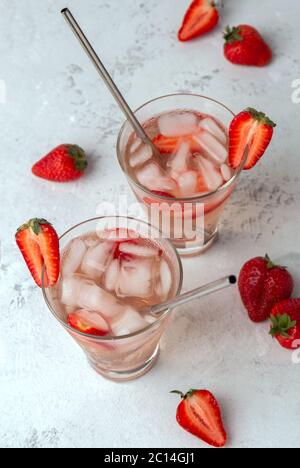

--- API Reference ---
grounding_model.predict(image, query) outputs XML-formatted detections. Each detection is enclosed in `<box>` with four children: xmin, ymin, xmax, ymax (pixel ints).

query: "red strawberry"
<box><xmin>172</xmin><ymin>389</ymin><xmax>227</xmax><ymax>448</ymax></box>
<box><xmin>224</xmin><ymin>25</ymin><xmax>272</xmax><ymax>66</ymax></box>
<box><xmin>15</xmin><ymin>218</ymin><xmax>60</xmax><ymax>288</ymax></box>
<box><xmin>270</xmin><ymin>299</ymin><xmax>300</xmax><ymax>350</ymax></box>
<box><xmin>178</xmin><ymin>0</ymin><xmax>219</xmax><ymax>42</ymax></box>
<box><xmin>238</xmin><ymin>255</ymin><xmax>294</xmax><ymax>323</ymax></box>
<box><xmin>68</xmin><ymin>310</ymin><xmax>110</xmax><ymax>337</ymax></box>
<box><xmin>32</xmin><ymin>144</ymin><xmax>88</xmax><ymax>182</ymax></box>
<box><xmin>152</xmin><ymin>134</ymin><xmax>201</xmax><ymax>155</ymax></box>
<box><xmin>113</xmin><ymin>240</ymin><xmax>139</xmax><ymax>260</ymax></box>
<box><xmin>228</xmin><ymin>108</ymin><xmax>276</xmax><ymax>170</ymax></box>
<box><xmin>152</xmin><ymin>135</ymin><xmax>183</xmax><ymax>155</ymax></box>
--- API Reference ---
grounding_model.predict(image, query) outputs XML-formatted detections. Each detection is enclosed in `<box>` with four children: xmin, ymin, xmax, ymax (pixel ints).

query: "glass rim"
<box><xmin>42</xmin><ymin>216</ymin><xmax>184</xmax><ymax>342</ymax></box>
<box><xmin>117</xmin><ymin>92</ymin><xmax>248</xmax><ymax>202</ymax></box>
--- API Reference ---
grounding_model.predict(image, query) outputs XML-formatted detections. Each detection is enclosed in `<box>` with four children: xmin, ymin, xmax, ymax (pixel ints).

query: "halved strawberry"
<box><xmin>152</xmin><ymin>135</ymin><xmax>182</xmax><ymax>155</ymax></box>
<box><xmin>153</xmin><ymin>134</ymin><xmax>201</xmax><ymax>155</ymax></box>
<box><xmin>228</xmin><ymin>108</ymin><xmax>276</xmax><ymax>170</ymax></box>
<box><xmin>68</xmin><ymin>309</ymin><xmax>110</xmax><ymax>337</ymax></box>
<box><xmin>172</xmin><ymin>389</ymin><xmax>227</xmax><ymax>448</ymax></box>
<box><xmin>178</xmin><ymin>0</ymin><xmax>219</xmax><ymax>42</ymax></box>
<box><xmin>15</xmin><ymin>218</ymin><xmax>60</xmax><ymax>288</ymax></box>
<box><xmin>270</xmin><ymin>299</ymin><xmax>300</xmax><ymax>350</ymax></box>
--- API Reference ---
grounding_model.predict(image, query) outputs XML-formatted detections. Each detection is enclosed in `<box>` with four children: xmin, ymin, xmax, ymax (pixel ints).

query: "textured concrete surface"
<box><xmin>1</xmin><ymin>0</ymin><xmax>300</xmax><ymax>448</ymax></box>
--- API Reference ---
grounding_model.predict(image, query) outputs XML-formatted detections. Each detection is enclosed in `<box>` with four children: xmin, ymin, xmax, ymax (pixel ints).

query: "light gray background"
<box><xmin>1</xmin><ymin>0</ymin><xmax>300</xmax><ymax>449</ymax></box>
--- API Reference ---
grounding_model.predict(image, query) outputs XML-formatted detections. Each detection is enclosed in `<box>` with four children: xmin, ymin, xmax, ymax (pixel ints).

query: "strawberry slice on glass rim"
<box><xmin>228</xmin><ymin>108</ymin><xmax>276</xmax><ymax>170</ymax></box>
<box><xmin>15</xmin><ymin>218</ymin><xmax>60</xmax><ymax>288</ymax></box>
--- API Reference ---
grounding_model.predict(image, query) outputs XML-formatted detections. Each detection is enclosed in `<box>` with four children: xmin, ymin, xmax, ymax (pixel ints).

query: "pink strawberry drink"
<box><xmin>127</xmin><ymin>111</ymin><xmax>231</xmax><ymax>197</ymax></box>
<box><xmin>117</xmin><ymin>94</ymin><xmax>245</xmax><ymax>255</ymax></box>
<box><xmin>44</xmin><ymin>218</ymin><xmax>182</xmax><ymax>381</ymax></box>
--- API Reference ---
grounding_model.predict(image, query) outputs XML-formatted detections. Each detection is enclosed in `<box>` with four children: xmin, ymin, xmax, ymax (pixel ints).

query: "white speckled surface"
<box><xmin>1</xmin><ymin>0</ymin><xmax>300</xmax><ymax>449</ymax></box>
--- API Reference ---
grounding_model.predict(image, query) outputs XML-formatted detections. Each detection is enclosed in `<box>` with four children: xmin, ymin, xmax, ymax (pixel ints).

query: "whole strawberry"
<box><xmin>32</xmin><ymin>144</ymin><xmax>88</xmax><ymax>182</ymax></box>
<box><xmin>224</xmin><ymin>25</ymin><xmax>272</xmax><ymax>67</ymax></box>
<box><xmin>270</xmin><ymin>299</ymin><xmax>300</xmax><ymax>350</ymax></box>
<box><xmin>239</xmin><ymin>255</ymin><xmax>294</xmax><ymax>323</ymax></box>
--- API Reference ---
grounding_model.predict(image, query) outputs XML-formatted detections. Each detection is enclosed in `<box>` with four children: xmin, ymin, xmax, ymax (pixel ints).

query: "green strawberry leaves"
<box><xmin>224</xmin><ymin>26</ymin><xmax>242</xmax><ymax>44</ymax></box>
<box><xmin>17</xmin><ymin>218</ymin><xmax>50</xmax><ymax>235</ymax></box>
<box><xmin>68</xmin><ymin>145</ymin><xmax>88</xmax><ymax>172</ymax></box>
<box><xmin>270</xmin><ymin>314</ymin><xmax>297</xmax><ymax>338</ymax></box>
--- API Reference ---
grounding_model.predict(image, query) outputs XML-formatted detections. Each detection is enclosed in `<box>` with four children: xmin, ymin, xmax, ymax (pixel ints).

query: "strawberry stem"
<box><xmin>16</xmin><ymin>218</ymin><xmax>51</xmax><ymax>235</ymax></box>
<box><xmin>224</xmin><ymin>26</ymin><xmax>242</xmax><ymax>44</ymax></box>
<box><xmin>212</xmin><ymin>0</ymin><xmax>224</xmax><ymax>8</ymax></box>
<box><xmin>245</xmin><ymin>109</ymin><xmax>276</xmax><ymax>128</ymax></box>
<box><xmin>170</xmin><ymin>390</ymin><xmax>185</xmax><ymax>399</ymax></box>
<box><xmin>265</xmin><ymin>254</ymin><xmax>286</xmax><ymax>270</ymax></box>
<box><xmin>270</xmin><ymin>314</ymin><xmax>296</xmax><ymax>338</ymax></box>
<box><xmin>265</xmin><ymin>254</ymin><xmax>276</xmax><ymax>269</ymax></box>
<box><xmin>67</xmin><ymin>145</ymin><xmax>88</xmax><ymax>172</ymax></box>
<box><xmin>171</xmin><ymin>389</ymin><xmax>197</xmax><ymax>400</ymax></box>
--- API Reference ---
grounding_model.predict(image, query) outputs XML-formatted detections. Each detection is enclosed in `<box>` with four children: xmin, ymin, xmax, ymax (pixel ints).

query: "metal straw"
<box><xmin>61</xmin><ymin>8</ymin><xmax>159</xmax><ymax>155</ymax></box>
<box><xmin>148</xmin><ymin>275</ymin><xmax>236</xmax><ymax>317</ymax></box>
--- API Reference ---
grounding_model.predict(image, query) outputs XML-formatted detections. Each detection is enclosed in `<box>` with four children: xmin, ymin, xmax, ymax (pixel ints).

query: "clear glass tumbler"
<box><xmin>117</xmin><ymin>94</ymin><xmax>247</xmax><ymax>256</ymax></box>
<box><xmin>42</xmin><ymin>217</ymin><xmax>183</xmax><ymax>382</ymax></box>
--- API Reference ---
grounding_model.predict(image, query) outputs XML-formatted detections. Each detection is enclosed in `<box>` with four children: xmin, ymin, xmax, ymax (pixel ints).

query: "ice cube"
<box><xmin>167</xmin><ymin>141</ymin><xmax>191</xmax><ymax>176</ymax></box>
<box><xmin>61</xmin><ymin>276</ymin><xmax>122</xmax><ymax>318</ymax></box>
<box><xmin>119</xmin><ymin>241</ymin><xmax>159</xmax><ymax>258</ymax></box>
<box><xmin>129</xmin><ymin>143</ymin><xmax>153</xmax><ymax>168</ymax></box>
<box><xmin>199</xmin><ymin>118</ymin><xmax>227</xmax><ymax>145</ymax></box>
<box><xmin>61</xmin><ymin>276</ymin><xmax>81</xmax><ymax>308</ymax></box>
<box><xmin>116</xmin><ymin>256</ymin><xmax>157</xmax><ymax>299</ymax></box>
<box><xmin>81</xmin><ymin>241</ymin><xmax>115</xmax><ymax>280</ymax></box>
<box><xmin>157</xmin><ymin>259</ymin><xmax>172</xmax><ymax>300</ymax></box>
<box><xmin>221</xmin><ymin>163</ymin><xmax>233</xmax><ymax>182</ymax></box>
<box><xmin>130</xmin><ymin>137</ymin><xmax>142</xmax><ymax>154</ymax></box>
<box><xmin>176</xmin><ymin>170</ymin><xmax>198</xmax><ymax>197</ymax></box>
<box><xmin>195</xmin><ymin>155</ymin><xmax>224</xmax><ymax>192</ymax></box>
<box><xmin>194</xmin><ymin>130</ymin><xmax>228</xmax><ymax>165</ymax></box>
<box><xmin>102</xmin><ymin>228</ymin><xmax>139</xmax><ymax>242</ymax></box>
<box><xmin>158</xmin><ymin>112</ymin><xmax>198</xmax><ymax>137</ymax></box>
<box><xmin>78</xmin><ymin>282</ymin><xmax>120</xmax><ymax>317</ymax></box>
<box><xmin>84</xmin><ymin>237</ymin><xmax>100</xmax><ymax>249</ymax></box>
<box><xmin>71</xmin><ymin>309</ymin><xmax>110</xmax><ymax>335</ymax></box>
<box><xmin>136</xmin><ymin>162</ymin><xmax>177</xmax><ymax>192</ymax></box>
<box><xmin>62</xmin><ymin>239</ymin><xmax>87</xmax><ymax>277</ymax></box>
<box><xmin>104</xmin><ymin>259</ymin><xmax>119</xmax><ymax>292</ymax></box>
<box><xmin>111</xmin><ymin>307</ymin><xmax>148</xmax><ymax>336</ymax></box>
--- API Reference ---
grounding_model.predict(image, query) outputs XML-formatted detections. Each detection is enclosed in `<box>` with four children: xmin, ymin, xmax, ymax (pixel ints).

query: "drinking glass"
<box><xmin>42</xmin><ymin>216</ymin><xmax>183</xmax><ymax>382</ymax></box>
<box><xmin>117</xmin><ymin>94</ymin><xmax>246</xmax><ymax>256</ymax></box>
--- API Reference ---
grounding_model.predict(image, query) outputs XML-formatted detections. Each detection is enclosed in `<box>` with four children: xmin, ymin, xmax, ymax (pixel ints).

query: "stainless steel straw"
<box><xmin>61</xmin><ymin>8</ymin><xmax>160</xmax><ymax>156</ymax></box>
<box><xmin>147</xmin><ymin>275</ymin><xmax>237</xmax><ymax>317</ymax></box>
